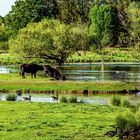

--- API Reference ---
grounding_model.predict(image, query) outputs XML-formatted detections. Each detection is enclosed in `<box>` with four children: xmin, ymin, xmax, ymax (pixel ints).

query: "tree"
<box><xmin>89</xmin><ymin>4</ymin><xmax>119</xmax><ymax>46</ymax></box>
<box><xmin>89</xmin><ymin>3</ymin><xmax>120</xmax><ymax>79</ymax></box>
<box><xmin>127</xmin><ymin>1</ymin><xmax>140</xmax><ymax>45</ymax></box>
<box><xmin>57</xmin><ymin>0</ymin><xmax>92</xmax><ymax>24</ymax></box>
<box><xmin>116</xmin><ymin>0</ymin><xmax>131</xmax><ymax>46</ymax></box>
<box><xmin>4</xmin><ymin>0</ymin><xmax>59</xmax><ymax>34</ymax></box>
<box><xmin>9</xmin><ymin>19</ymin><xmax>88</xmax><ymax>65</ymax></box>
<box><xmin>0</xmin><ymin>16</ymin><xmax>10</xmax><ymax>52</ymax></box>
<box><xmin>128</xmin><ymin>2</ymin><xmax>140</xmax><ymax>62</ymax></box>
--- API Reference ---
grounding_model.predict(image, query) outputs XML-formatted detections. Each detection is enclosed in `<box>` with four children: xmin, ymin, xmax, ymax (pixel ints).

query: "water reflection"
<box><xmin>0</xmin><ymin>63</ymin><xmax>140</xmax><ymax>83</ymax></box>
<box><xmin>58</xmin><ymin>63</ymin><xmax>140</xmax><ymax>83</ymax></box>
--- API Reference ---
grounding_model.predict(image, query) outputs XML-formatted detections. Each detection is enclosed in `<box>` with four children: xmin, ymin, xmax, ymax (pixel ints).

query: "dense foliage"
<box><xmin>89</xmin><ymin>3</ymin><xmax>119</xmax><ymax>46</ymax></box>
<box><xmin>9</xmin><ymin>19</ymin><xmax>88</xmax><ymax>65</ymax></box>
<box><xmin>0</xmin><ymin>0</ymin><xmax>140</xmax><ymax>63</ymax></box>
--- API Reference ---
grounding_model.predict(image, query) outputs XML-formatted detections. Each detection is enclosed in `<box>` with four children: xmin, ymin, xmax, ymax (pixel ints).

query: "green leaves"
<box><xmin>89</xmin><ymin>4</ymin><xmax>119</xmax><ymax>46</ymax></box>
<box><xmin>9</xmin><ymin>19</ymin><xmax>88</xmax><ymax>65</ymax></box>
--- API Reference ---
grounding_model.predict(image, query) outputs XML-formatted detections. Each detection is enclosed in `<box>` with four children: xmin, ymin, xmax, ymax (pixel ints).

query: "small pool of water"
<box><xmin>1</xmin><ymin>93</ymin><xmax>140</xmax><ymax>105</ymax></box>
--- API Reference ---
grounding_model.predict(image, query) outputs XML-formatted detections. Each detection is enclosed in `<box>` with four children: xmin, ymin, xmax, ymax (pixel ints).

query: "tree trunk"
<box><xmin>101</xmin><ymin>49</ymin><xmax>104</xmax><ymax>81</ymax></box>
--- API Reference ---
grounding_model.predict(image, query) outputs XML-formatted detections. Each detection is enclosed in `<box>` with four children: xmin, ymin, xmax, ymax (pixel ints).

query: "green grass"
<box><xmin>0</xmin><ymin>73</ymin><xmax>135</xmax><ymax>93</ymax></box>
<box><xmin>67</xmin><ymin>48</ymin><xmax>137</xmax><ymax>63</ymax></box>
<box><xmin>0</xmin><ymin>47</ymin><xmax>138</xmax><ymax>65</ymax></box>
<box><xmin>0</xmin><ymin>101</ymin><xmax>127</xmax><ymax>140</ymax></box>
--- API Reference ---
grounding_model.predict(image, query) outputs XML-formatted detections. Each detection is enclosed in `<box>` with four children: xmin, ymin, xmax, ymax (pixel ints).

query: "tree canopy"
<box><xmin>9</xmin><ymin>19</ymin><xmax>88</xmax><ymax>65</ymax></box>
<box><xmin>89</xmin><ymin>3</ymin><xmax>120</xmax><ymax>47</ymax></box>
<box><xmin>4</xmin><ymin>0</ymin><xmax>58</xmax><ymax>33</ymax></box>
<box><xmin>1</xmin><ymin>0</ymin><xmax>140</xmax><ymax>64</ymax></box>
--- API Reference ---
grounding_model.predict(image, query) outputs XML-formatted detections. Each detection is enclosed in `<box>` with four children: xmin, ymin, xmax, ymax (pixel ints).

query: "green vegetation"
<box><xmin>0</xmin><ymin>101</ymin><xmax>127</xmax><ymax>140</ymax></box>
<box><xmin>122</xmin><ymin>99</ymin><xmax>132</xmax><ymax>108</ymax></box>
<box><xmin>111</xmin><ymin>96</ymin><xmax>121</xmax><ymax>106</ymax></box>
<box><xmin>111</xmin><ymin>96</ymin><xmax>136</xmax><ymax>108</ymax></box>
<box><xmin>9</xmin><ymin>19</ymin><xmax>88</xmax><ymax>65</ymax></box>
<box><xmin>60</xmin><ymin>96</ymin><xmax>80</xmax><ymax>103</ymax></box>
<box><xmin>0</xmin><ymin>47</ymin><xmax>138</xmax><ymax>65</ymax></box>
<box><xmin>60</xmin><ymin>96</ymin><xmax>68</xmax><ymax>103</ymax></box>
<box><xmin>1</xmin><ymin>1</ymin><xmax>140</xmax><ymax>64</ymax></box>
<box><xmin>6</xmin><ymin>94</ymin><xmax>16</xmax><ymax>101</ymax></box>
<box><xmin>116</xmin><ymin>108</ymin><xmax>140</xmax><ymax>139</ymax></box>
<box><xmin>0</xmin><ymin>1</ymin><xmax>140</xmax><ymax>139</ymax></box>
<box><xmin>0</xmin><ymin>73</ymin><xmax>135</xmax><ymax>93</ymax></box>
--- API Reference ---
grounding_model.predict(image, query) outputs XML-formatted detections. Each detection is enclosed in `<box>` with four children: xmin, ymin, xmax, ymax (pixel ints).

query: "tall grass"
<box><xmin>68</xmin><ymin>96</ymin><xmax>78</xmax><ymax>103</ymax></box>
<box><xmin>116</xmin><ymin>106</ymin><xmax>140</xmax><ymax>138</ymax></box>
<box><xmin>111</xmin><ymin>96</ymin><xmax>121</xmax><ymax>106</ymax></box>
<box><xmin>6</xmin><ymin>94</ymin><xmax>16</xmax><ymax>101</ymax></box>
<box><xmin>122</xmin><ymin>99</ymin><xmax>132</xmax><ymax>108</ymax></box>
<box><xmin>60</xmin><ymin>96</ymin><xmax>68</xmax><ymax>103</ymax></box>
<box><xmin>60</xmin><ymin>96</ymin><xmax>79</xmax><ymax>103</ymax></box>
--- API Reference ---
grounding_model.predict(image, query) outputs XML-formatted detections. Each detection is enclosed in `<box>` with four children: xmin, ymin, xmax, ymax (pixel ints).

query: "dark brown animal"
<box><xmin>20</xmin><ymin>64</ymin><xmax>44</xmax><ymax>78</ymax></box>
<box><xmin>44</xmin><ymin>65</ymin><xmax>66</xmax><ymax>80</ymax></box>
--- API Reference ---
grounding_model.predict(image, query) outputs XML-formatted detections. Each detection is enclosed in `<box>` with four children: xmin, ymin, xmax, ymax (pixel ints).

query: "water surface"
<box><xmin>1</xmin><ymin>63</ymin><xmax>140</xmax><ymax>84</ymax></box>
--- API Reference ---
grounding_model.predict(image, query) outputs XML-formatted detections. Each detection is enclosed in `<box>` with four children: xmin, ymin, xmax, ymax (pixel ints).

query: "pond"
<box><xmin>0</xmin><ymin>63</ymin><xmax>140</xmax><ymax>84</ymax></box>
<box><xmin>1</xmin><ymin>93</ymin><xmax>140</xmax><ymax>105</ymax></box>
<box><xmin>58</xmin><ymin>63</ymin><xmax>140</xmax><ymax>84</ymax></box>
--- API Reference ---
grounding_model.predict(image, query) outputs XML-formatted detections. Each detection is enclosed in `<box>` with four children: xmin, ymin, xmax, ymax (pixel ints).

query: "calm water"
<box><xmin>58</xmin><ymin>63</ymin><xmax>140</xmax><ymax>84</ymax></box>
<box><xmin>0</xmin><ymin>63</ymin><xmax>140</xmax><ymax>84</ymax></box>
<box><xmin>1</xmin><ymin>93</ymin><xmax>140</xmax><ymax>105</ymax></box>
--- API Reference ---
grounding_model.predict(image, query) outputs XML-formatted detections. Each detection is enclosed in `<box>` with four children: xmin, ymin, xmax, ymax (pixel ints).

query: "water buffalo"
<box><xmin>20</xmin><ymin>64</ymin><xmax>44</xmax><ymax>78</ymax></box>
<box><xmin>44</xmin><ymin>65</ymin><xmax>66</xmax><ymax>80</ymax></box>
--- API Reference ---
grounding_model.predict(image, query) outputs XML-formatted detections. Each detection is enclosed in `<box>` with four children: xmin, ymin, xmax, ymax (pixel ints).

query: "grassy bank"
<box><xmin>0</xmin><ymin>101</ymin><xmax>127</xmax><ymax>140</ymax></box>
<box><xmin>0</xmin><ymin>73</ymin><xmax>136</xmax><ymax>93</ymax></box>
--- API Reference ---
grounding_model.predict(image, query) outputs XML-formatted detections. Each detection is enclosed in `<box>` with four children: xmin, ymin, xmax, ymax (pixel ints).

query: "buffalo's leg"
<box><xmin>21</xmin><ymin>72</ymin><xmax>25</xmax><ymax>78</ymax></box>
<box><xmin>31</xmin><ymin>73</ymin><xmax>36</xmax><ymax>78</ymax></box>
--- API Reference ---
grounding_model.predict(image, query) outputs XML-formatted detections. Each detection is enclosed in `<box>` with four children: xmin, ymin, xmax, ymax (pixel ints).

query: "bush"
<box><xmin>122</xmin><ymin>99</ymin><xmax>132</xmax><ymax>107</ymax></box>
<box><xmin>116</xmin><ymin>109</ymin><xmax>140</xmax><ymax>138</ymax></box>
<box><xmin>111</xmin><ymin>96</ymin><xmax>121</xmax><ymax>106</ymax></box>
<box><xmin>69</xmin><ymin>96</ymin><xmax>78</xmax><ymax>103</ymax></box>
<box><xmin>6</xmin><ymin>94</ymin><xmax>16</xmax><ymax>101</ymax></box>
<box><xmin>60</xmin><ymin>96</ymin><xmax>68</xmax><ymax>103</ymax></box>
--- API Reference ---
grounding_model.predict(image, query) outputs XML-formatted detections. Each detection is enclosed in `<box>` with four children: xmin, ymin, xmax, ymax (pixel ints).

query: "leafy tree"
<box><xmin>89</xmin><ymin>3</ymin><xmax>120</xmax><ymax>79</ymax></box>
<box><xmin>89</xmin><ymin>3</ymin><xmax>119</xmax><ymax>46</ymax></box>
<box><xmin>9</xmin><ymin>19</ymin><xmax>88</xmax><ymax>65</ymax></box>
<box><xmin>4</xmin><ymin>0</ymin><xmax>59</xmax><ymax>34</ymax></box>
<box><xmin>127</xmin><ymin>1</ymin><xmax>140</xmax><ymax>45</ymax></box>
<box><xmin>116</xmin><ymin>0</ymin><xmax>131</xmax><ymax>46</ymax></box>
<box><xmin>57</xmin><ymin>0</ymin><xmax>92</xmax><ymax>24</ymax></box>
<box><xmin>128</xmin><ymin>2</ymin><xmax>140</xmax><ymax>62</ymax></box>
<box><xmin>0</xmin><ymin>17</ymin><xmax>9</xmax><ymax>52</ymax></box>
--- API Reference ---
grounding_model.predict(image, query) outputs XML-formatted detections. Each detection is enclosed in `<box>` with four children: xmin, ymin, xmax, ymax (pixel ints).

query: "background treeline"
<box><xmin>0</xmin><ymin>0</ymin><xmax>140</xmax><ymax>65</ymax></box>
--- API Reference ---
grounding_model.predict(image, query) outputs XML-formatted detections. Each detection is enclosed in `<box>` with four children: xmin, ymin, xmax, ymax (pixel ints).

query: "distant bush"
<box><xmin>111</xmin><ymin>96</ymin><xmax>121</xmax><ymax>106</ymax></box>
<box><xmin>122</xmin><ymin>99</ymin><xmax>132</xmax><ymax>107</ymax></box>
<box><xmin>69</xmin><ymin>96</ymin><xmax>78</xmax><ymax>103</ymax></box>
<box><xmin>6</xmin><ymin>94</ymin><xmax>16</xmax><ymax>101</ymax></box>
<box><xmin>60</xmin><ymin>96</ymin><xmax>81</xmax><ymax>103</ymax></box>
<box><xmin>60</xmin><ymin>96</ymin><xmax>68</xmax><ymax>103</ymax></box>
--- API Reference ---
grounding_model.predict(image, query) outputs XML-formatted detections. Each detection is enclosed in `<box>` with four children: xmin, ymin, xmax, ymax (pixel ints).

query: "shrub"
<box><xmin>122</xmin><ymin>99</ymin><xmax>132</xmax><ymax>107</ymax></box>
<box><xmin>6</xmin><ymin>94</ymin><xmax>16</xmax><ymax>101</ymax></box>
<box><xmin>116</xmin><ymin>110</ymin><xmax>140</xmax><ymax>137</ymax></box>
<box><xmin>111</xmin><ymin>96</ymin><xmax>121</xmax><ymax>106</ymax></box>
<box><xmin>60</xmin><ymin>96</ymin><xmax>68</xmax><ymax>103</ymax></box>
<box><xmin>69</xmin><ymin>96</ymin><xmax>78</xmax><ymax>103</ymax></box>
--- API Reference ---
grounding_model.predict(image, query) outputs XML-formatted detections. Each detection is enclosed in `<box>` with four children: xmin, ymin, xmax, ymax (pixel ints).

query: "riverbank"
<box><xmin>0</xmin><ymin>73</ymin><xmax>138</xmax><ymax>94</ymax></box>
<box><xmin>0</xmin><ymin>101</ymin><xmax>127</xmax><ymax>139</ymax></box>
